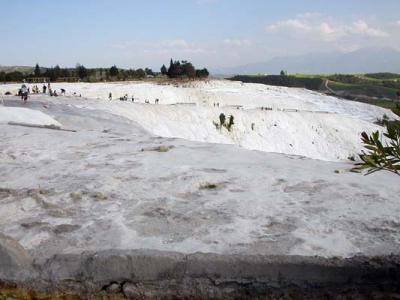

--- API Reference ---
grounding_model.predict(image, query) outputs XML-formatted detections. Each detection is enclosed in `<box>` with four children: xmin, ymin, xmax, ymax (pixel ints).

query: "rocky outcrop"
<box><xmin>1</xmin><ymin>243</ymin><xmax>399</xmax><ymax>299</ymax></box>
<box><xmin>0</xmin><ymin>234</ymin><xmax>33</xmax><ymax>281</ymax></box>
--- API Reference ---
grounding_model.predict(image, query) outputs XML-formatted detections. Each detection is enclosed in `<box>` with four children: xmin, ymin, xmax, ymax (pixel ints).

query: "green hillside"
<box><xmin>229</xmin><ymin>73</ymin><xmax>400</xmax><ymax>117</ymax></box>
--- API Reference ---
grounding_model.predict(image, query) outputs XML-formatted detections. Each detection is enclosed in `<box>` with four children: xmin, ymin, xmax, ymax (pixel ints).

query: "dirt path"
<box><xmin>324</xmin><ymin>79</ymin><xmax>336</xmax><ymax>94</ymax></box>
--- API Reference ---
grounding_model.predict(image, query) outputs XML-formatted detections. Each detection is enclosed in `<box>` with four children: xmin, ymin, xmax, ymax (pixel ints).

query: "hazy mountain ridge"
<box><xmin>0</xmin><ymin>65</ymin><xmax>34</xmax><ymax>74</ymax></box>
<box><xmin>215</xmin><ymin>47</ymin><xmax>400</xmax><ymax>75</ymax></box>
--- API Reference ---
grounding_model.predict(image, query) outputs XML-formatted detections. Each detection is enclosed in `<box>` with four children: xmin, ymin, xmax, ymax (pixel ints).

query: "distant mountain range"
<box><xmin>214</xmin><ymin>47</ymin><xmax>400</xmax><ymax>75</ymax></box>
<box><xmin>0</xmin><ymin>65</ymin><xmax>34</xmax><ymax>74</ymax></box>
<box><xmin>2</xmin><ymin>47</ymin><xmax>400</xmax><ymax>77</ymax></box>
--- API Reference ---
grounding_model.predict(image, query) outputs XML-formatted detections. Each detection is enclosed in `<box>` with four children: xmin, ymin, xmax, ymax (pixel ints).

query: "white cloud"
<box><xmin>267</xmin><ymin>19</ymin><xmax>311</xmax><ymax>32</ymax></box>
<box><xmin>157</xmin><ymin>39</ymin><xmax>190</xmax><ymax>48</ymax></box>
<box><xmin>110</xmin><ymin>38</ymin><xmax>214</xmax><ymax>66</ymax></box>
<box><xmin>349</xmin><ymin>20</ymin><xmax>388</xmax><ymax>37</ymax></box>
<box><xmin>266</xmin><ymin>14</ymin><xmax>389</xmax><ymax>41</ymax></box>
<box><xmin>223</xmin><ymin>39</ymin><xmax>252</xmax><ymax>47</ymax></box>
<box><xmin>108</xmin><ymin>15</ymin><xmax>399</xmax><ymax>69</ymax></box>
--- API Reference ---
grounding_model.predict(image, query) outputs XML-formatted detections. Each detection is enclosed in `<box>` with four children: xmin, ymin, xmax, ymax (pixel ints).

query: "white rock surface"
<box><xmin>1</xmin><ymin>80</ymin><xmax>396</xmax><ymax>161</ymax></box>
<box><xmin>0</xmin><ymin>106</ymin><xmax>61</xmax><ymax>126</ymax></box>
<box><xmin>0</xmin><ymin>83</ymin><xmax>399</xmax><ymax>259</ymax></box>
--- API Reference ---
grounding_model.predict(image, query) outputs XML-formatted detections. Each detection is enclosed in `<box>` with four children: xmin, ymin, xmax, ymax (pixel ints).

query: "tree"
<box><xmin>280</xmin><ymin>70</ymin><xmax>287</xmax><ymax>77</ymax></box>
<box><xmin>126</xmin><ymin>69</ymin><xmax>136</xmax><ymax>78</ymax></box>
<box><xmin>135</xmin><ymin>68</ymin><xmax>146</xmax><ymax>78</ymax></box>
<box><xmin>145</xmin><ymin>68</ymin><xmax>154</xmax><ymax>76</ymax></box>
<box><xmin>54</xmin><ymin>65</ymin><xmax>61</xmax><ymax>79</ymax></box>
<box><xmin>182</xmin><ymin>62</ymin><xmax>196</xmax><ymax>79</ymax></box>
<box><xmin>76</xmin><ymin>64</ymin><xmax>88</xmax><ymax>79</ymax></box>
<box><xmin>352</xmin><ymin>121</ymin><xmax>400</xmax><ymax>176</ymax></box>
<box><xmin>34</xmin><ymin>63</ymin><xmax>41</xmax><ymax>76</ymax></box>
<box><xmin>109</xmin><ymin>65</ymin><xmax>119</xmax><ymax>77</ymax></box>
<box><xmin>164</xmin><ymin>59</ymin><xmax>210</xmax><ymax>79</ymax></box>
<box><xmin>5</xmin><ymin>71</ymin><xmax>24</xmax><ymax>82</ymax></box>
<box><xmin>196</xmin><ymin>68</ymin><xmax>209</xmax><ymax>78</ymax></box>
<box><xmin>61</xmin><ymin>68</ymin><xmax>70</xmax><ymax>78</ymax></box>
<box><xmin>118</xmin><ymin>69</ymin><xmax>127</xmax><ymax>81</ymax></box>
<box><xmin>160</xmin><ymin>64</ymin><xmax>167</xmax><ymax>75</ymax></box>
<box><xmin>45</xmin><ymin>67</ymin><xmax>56</xmax><ymax>81</ymax></box>
<box><xmin>167</xmin><ymin>59</ymin><xmax>184</xmax><ymax>78</ymax></box>
<box><xmin>168</xmin><ymin>58</ymin><xmax>181</xmax><ymax>78</ymax></box>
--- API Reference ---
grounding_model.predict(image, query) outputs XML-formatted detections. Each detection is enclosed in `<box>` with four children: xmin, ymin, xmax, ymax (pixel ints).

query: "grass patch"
<box><xmin>328</xmin><ymin>81</ymin><xmax>397</xmax><ymax>100</ymax></box>
<box><xmin>199</xmin><ymin>182</ymin><xmax>219</xmax><ymax>190</ymax></box>
<box><xmin>229</xmin><ymin>72</ymin><xmax>400</xmax><ymax>115</ymax></box>
<box><xmin>290</xmin><ymin>73</ymin><xmax>328</xmax><ymax>79</ymax></box>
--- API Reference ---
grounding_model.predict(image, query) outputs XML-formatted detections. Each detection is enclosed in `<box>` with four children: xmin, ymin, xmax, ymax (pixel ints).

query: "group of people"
<box><xmin>30</xmin><ymin>85</ymin><xmax>41</xmax><ymax>94</ymax></box>
<box><xmin>18</xmin><ymin>82</ymin><xmax>66</xmax><ymax>102</ymax></box>
<box><xmin>260</xmin><ymin>107</ymin><xmax>273</xmax><ymax>111</ymax></box>
<box><xmin>109</xmin><ymin>92</ymin><xmax>160</xmax><ymax>104</ymax></box>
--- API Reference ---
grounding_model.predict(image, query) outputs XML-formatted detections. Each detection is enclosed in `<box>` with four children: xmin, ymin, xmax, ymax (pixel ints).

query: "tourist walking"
<box><xmin>20</xmin><ymin>84</ymin><xmax>29</xmax><ymax>103</ymax></box>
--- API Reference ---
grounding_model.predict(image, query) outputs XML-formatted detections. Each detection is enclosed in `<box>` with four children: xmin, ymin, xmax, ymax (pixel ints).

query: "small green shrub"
<box><xmin>199</xmin><ymin>183</ymin><xmax>218</xmax><ymax>190</ymax></box>
<box><xmin>214</xmin><ymin>113</ymin><xmax>235</xmax><ymax>132</ymax></box>
<box><xmin>219</xmin><ymin>113</ymin><xmax>226</xmax><ymax>128</ymax></box>
<box><xmin>213</xmin><ymin>121</ymin><xmax>220</xmax><ymax>130</ymax></box>
<box><xmin>226</xmin><ymin>115</ymin><xmax>235</xmax><ymax>132</ymax></box>
<box><xmin>375</xmin><ymin>114</ymin><xmax>389</xmax><ymax>126</ymax></box>
<box><xmin>348</xmin><ymin>155</ymin><xmax>356</xmax><ymax>161</ymax></box>
<box><xmin>353</xmin><ymin>122</ymin><xmax>400</xmax><ymax>176</ymax></box>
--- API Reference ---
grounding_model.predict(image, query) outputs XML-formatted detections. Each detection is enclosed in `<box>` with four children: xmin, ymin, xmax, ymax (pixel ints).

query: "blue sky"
<box><xmin>1</xmin><ymin>0</ymin><xmax>399</xmax><ymax>69</ymax></box>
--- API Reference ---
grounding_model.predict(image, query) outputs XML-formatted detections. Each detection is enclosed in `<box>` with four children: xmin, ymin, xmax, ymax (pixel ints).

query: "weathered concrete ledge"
<box><xmin>1</xmin><ymin>234</ymin><xmax>400</xmax><ymax>299</ymax></box>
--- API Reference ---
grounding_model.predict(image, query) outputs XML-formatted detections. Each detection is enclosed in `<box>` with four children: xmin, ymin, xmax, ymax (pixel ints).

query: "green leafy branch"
<box><xmin>352</xmin><ymin>123</ymin><xmax>400</xmax><ymax>176</ymax></box>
